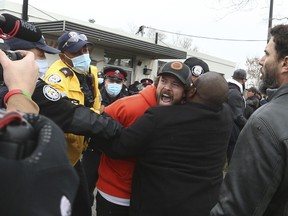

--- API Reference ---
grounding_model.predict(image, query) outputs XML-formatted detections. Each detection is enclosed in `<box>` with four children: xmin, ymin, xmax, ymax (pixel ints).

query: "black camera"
<box><xmin>0</xmin><ymin>42</ymin><xmax>23</xmax><ymax>82</ymax></box>
<box><xmin>0</xmin><ymin>109</ymin><xmax>36</xmax><ymax>160</ymax></box>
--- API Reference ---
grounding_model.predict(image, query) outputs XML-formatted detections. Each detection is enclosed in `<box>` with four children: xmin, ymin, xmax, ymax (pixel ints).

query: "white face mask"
<box><xmin>106</xmin><ymin>83</ymin><xmax>122</xmax><ymax>96</ymax></box>
<box><xmin>71</xmin><ymin>54</ymin><xmax>91</xmax><ymax>74</ymax></box>
<box><xmin>98</xmin><ymin>77</ymin><xmax>104</xmax><ymax>84</ymax></box>
<box><xmin>64</xmin><ymin>53</ymin><xmax>91</xmax><ymax>74</ymax></box>
<box><xmin>35</xmin><ymin>59</ymin><xmax>49</xmax><ymax>79</ymax></box>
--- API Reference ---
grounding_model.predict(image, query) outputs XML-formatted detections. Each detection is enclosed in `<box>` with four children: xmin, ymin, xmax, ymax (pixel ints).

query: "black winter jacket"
<box><xmin>210</xmin><ymin>83</ymin><xmax>288</xmax><ymax>216</ymax></box>
<box><xmin>98</xmin><ymin>102</ymin><xmax>233</xmax><ymax>216</ymax></box>
<box><xmin>227</xmin><ymin>82</ymin><xmax>247</xmax><ymax>128</ymax></box>
<box><xmin>0</xmin><ymin>79</ymin><xmax>123</xmax><ymax>139</ymax></box>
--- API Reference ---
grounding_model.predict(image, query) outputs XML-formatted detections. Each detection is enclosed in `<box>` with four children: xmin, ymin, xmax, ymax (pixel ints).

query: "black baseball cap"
<box><xmin>184</xmin><ymin>57</ymin><xmax>210</xmax><ymax>77</ymax></box>
<box><xmin>232</xmin><ymin>69</ymin><xmax>247</xmax><ymax>80</ymax></box>
<box><xmin>6</xmin><ymin>36</ymin><xmax>60</xmax><ymax>54</ymax></box>
<box><xmin>57</xmin><ymin>31</ymin><xmax>93</xmax><ymax>53</ymax></box>
<box><xmin>157</xmin><ymin>61</ymin><xmax>192</xmax><ymax>88</ymax></box>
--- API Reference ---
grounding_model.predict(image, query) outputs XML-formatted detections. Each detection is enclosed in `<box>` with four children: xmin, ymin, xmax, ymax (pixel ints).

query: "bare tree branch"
<box><xmin>213</xmin><ymin>0</ymin><xmax>260</xmax><ymax>21</ymax></box>
<box><xmin>245</xmin><ymin>56</ymin><xmax>261</xmax><ymax>87</ymax></box>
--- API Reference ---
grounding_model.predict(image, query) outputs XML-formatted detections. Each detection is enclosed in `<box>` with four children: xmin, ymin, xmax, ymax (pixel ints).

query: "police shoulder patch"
<box><xmin>60</xmin><ymin>195</ymin><xmax>71</xmax><ymax>216</ymax></box>
<box><xmin>43</xmin><ymin>85</ymin><xmax>61</xmax><ymax>101</ymax></box>
<box><xmin>60</xmin><ymin>67</ymin><xmax>73</xmax><ymax>77</ymax></box>
<box><xmin>47</xmin><ymin>74</ymin><xmax>62</xmax><ymax>83</ymax></box>
<box><xmin>191</xmin><ymin>65</ymin><xmax>204</xmax><ymax>76</ymax></box>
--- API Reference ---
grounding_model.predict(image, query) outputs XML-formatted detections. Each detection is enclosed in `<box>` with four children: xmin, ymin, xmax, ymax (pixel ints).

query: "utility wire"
<box><xmin>28</xmin><ymin>4</ymin><xmax>269</xmax><ymax>43</ymax></box>
<box><xmin>272</xmin><ymin>17</ymin><xmax>288</xmax><ymax>21</ymax></box>
<box><xmin>144</xmin><ymin>26</ymin><xmax>266</xmax><ymax>42</ymax></box>
<box><xmin>28</xmin><ymin>4</ymin><xmax>58</xmax><ymax>21</ymax></box>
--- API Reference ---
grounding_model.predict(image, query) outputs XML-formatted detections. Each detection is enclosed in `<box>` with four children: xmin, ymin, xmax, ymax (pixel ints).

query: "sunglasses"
<box><xmin>63</xmin><ymin>32</ymin><xmax>88</xmax><ymax>48</ymax></box>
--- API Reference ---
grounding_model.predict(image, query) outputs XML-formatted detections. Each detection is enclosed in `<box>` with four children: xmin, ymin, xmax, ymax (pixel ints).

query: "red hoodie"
<box><xmin>96</xmin><ymin>85</ymin><xmax>157</xmax><ymax>199</ymax></box>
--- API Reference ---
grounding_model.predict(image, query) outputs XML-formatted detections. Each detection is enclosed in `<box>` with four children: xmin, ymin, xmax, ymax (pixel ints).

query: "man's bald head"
<box><xmin>187</xmin><ymin>72</ymin><xmax>228</xmax><ymax>108</ymax></box>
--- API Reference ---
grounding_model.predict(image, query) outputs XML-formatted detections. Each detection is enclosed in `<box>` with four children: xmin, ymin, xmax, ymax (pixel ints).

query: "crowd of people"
<box><xmin>1</xmin><ymin>22</ymin><xmax>288</xmax><ymax>216</ymax></box>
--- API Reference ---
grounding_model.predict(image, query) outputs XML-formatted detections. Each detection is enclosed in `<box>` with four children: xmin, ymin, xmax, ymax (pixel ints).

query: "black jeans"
<box><xmin>82</xmin><ymin>148</ymin><xmax>102</xmax><ymax>205</ymax></box>
<box><xmin>96</xmin><ymin>192</ymin><xmax>129</xmax><ymax>216</ymax></box>
<box><xmin>72</xmin><ymin>161</ymin><xmax>92</xmax><ymax>216</ymax></box>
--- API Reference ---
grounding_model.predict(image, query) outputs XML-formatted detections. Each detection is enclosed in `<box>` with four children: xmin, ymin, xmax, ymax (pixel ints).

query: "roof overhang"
<box><xmin>34</xmin><ymin>20</ymin><xmax>187</xmax><ymax>59</ymax></box>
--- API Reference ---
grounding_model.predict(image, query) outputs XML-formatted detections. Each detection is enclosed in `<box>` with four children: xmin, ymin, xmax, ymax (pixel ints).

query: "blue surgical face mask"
<box><xmin>98</xmin><ymin>77</ymin><xmax>104</xmax><ymax>84</ymax></box>
<box><xmin>35</xmin><ymin>59</ymin><xmax>49</xmax><ymax>79</ymax></box>
<box><xmin>69</xmin><ymin>53</ymin><xmax>91</xmax><ymax>74</ymax></box>
<box><xmin>106</xmin><ymin>83</ymin><xmax>122</xmax><ymax>96</ymax></box>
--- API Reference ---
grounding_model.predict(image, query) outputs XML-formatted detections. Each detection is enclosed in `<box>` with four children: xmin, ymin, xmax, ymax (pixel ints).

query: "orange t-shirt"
<box><xmin>96</xmin><ymin>85</ymin><xmax>157</xmax><ymax>198</ymax></box>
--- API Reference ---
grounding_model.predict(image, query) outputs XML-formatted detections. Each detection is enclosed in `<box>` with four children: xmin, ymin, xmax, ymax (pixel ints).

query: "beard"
<box><xmin>259</xmin><ymin>65</ymin><xmax>279</xmax><ymax>94</ymax></box>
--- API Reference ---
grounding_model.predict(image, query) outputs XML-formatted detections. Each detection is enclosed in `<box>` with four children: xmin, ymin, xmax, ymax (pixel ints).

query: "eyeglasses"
<box><xmin>62</xmin><ymin>32</ymin><xmax>88</xmax><ymax>48</ymax></box>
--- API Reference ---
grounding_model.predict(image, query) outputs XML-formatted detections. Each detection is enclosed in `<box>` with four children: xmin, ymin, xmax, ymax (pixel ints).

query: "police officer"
<box><xmin>3</xmin><ymin>36</ymin><xmax>123</xmax><ymax>216</ymax></box>
<box><xmin>97</xmin><ymin>71</ymin><xmax>105</xmax><ymax>89</ymax></box>
<box><xmin>82</xmin><ymin>66</ymin><xmax>128</xmax><ymax>205</ymax></box>
<box><xmin>5</xmin><ymin>35</ymin><xmax>60</xmax><ymax>78</ymax></box>
<box><xmin>100</xmin><ymin>66</ymin><xmax>128</xmax><ymax>112</ymax></box>
<box><xmin>184</xmin><ymin>57</ymin><xmax>210</xmax><ymax>82</ymax></box>
<box><xmin>128</xmin><ymin>81</ymin><xmax>141</xmax><ymax>95</ymax></box>
<box><xmin>138</xmin><ymin>78</ymin><xmax>153</xmax><ymax>91</ymax></box>
<box><xmin>140</xmin><ymin>78</ymin><xmax>153</xmax><ymax>87</ymax></box>
<box><xmin>44</xmin><ymin>31</ymin><xmax>101</xmax><ymax>164</ymax></box>
<box><xmin>43</xmin><ymin>31</ymin><xmax>102</xmax><ymax>216</ymax></box>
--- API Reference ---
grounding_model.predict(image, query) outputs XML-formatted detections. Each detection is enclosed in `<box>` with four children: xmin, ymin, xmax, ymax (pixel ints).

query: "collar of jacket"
<box><xmin>227</xmin><ymin>78</ymin><xmax>243</xmax><ymax>93</ymax></box>
<box><xmin>268</xmin><ymin>83</ymin><xmax>288</xmax><ymax>101</ymax></box>
<box><xmin>266</xmin><ymin>88</ymin><xmax>278</xmax><ymax>101</ymax></box>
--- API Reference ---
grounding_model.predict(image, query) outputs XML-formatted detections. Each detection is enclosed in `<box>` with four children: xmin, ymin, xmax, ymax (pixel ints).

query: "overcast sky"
<box><xmin>7</xmin><ymin>0</ymin><xmax>288</xmax><ymax>68</ymax></box>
